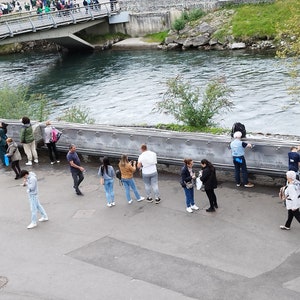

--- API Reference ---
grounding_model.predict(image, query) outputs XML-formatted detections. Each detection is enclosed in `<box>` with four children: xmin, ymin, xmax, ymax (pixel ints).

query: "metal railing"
<box><xmin>0</xmin><ymin>2</ymin><xmax>120</xmax><ymax>41</ymax></box>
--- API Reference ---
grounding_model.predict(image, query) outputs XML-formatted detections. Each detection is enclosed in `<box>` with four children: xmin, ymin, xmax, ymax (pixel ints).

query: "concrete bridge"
<box><xmin>3</xmin><ymin>119</ymin><xmax>299</xmax><ymax>186</ymax></box>
<box><xmin>0</xmin><ymin>2</ymin><xmax>123</xmax><ymax>50</ymax></box>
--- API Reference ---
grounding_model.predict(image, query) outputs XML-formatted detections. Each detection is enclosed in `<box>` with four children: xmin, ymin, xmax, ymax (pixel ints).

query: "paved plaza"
<box><xmin>0</xmin><ymin>153</ymin><xmax>300</xmax><ymax>300</ymax></box>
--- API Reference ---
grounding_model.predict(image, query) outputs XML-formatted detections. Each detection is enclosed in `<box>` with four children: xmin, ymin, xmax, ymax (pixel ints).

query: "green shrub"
<box><xmin>59</xmin><ymin>105</ymin><xmax>95</xmax><ymax>124</ymax></box>
<box><xmin>154</xmin><ymin>76</ymin><xmax>234</xmax><ymax>128</ymax></box>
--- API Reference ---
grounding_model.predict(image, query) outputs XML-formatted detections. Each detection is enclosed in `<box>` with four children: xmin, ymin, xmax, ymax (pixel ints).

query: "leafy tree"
<box><xmin>154</xmin><ymin>76</ymin><xmax>234</xmax><ymax>128</ymax></box>
<box><xmin>0</xmin><ymin>84</ymin><xmax>51</xmax><ymax>121</ymax></box>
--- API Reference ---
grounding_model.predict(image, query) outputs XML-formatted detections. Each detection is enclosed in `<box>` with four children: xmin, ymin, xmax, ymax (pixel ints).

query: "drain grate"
<box><xmin>0</xmin><ymin>276</ymin><xmax>8</xmax><ymax>289</ymax></box>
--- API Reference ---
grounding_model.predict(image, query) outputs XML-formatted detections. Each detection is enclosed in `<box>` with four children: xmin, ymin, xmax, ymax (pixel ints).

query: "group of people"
<box><xmin>1</xmin><ymin>119</ymin><xmax>300</xmax><ymax>231</ymax></box>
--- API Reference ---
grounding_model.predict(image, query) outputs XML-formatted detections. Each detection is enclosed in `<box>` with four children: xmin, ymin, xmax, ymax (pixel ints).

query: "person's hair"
<box><xmin>233</xmin><ymin>131</ymin><xmax>242</xmax><ymax>139</ymax></box>
<box><xmin>46</xmin><ymin>120</ymin><xmax>51</xmax><ymax>126</ymax></box>
<box><xmin>201</xmin><ymin>159</ymin><xmax>215</xmax><ymax>171</ymax></box>
<box><xmin>184</xmin><ymin>158</ymin><xmax>193</xmax><ymax>165</ymax></box>
<box><xmin>286</xmin><ymin>170</ymin><xmax>296</xmax><ymax>180</ymax></box>
<box><xmin>290</xmin><ymin>146</ymin><xmax>298</xmax><ymax>151</ymax></box>
<box><xmin>21</xmin><ymin>116</ymin><xmax>30</xmax><ymax>124</ymax></box>
<box><xmin>20</xmin><ymin>170</ymin><xmax>29</xmax><ymax>177</ymax></box>
<box><xmin>69</xmin><ymin>144</ymin><xmax>75</xmax><ymax>150</ymax></box>
<box><xmin>6</xmin><ymin>137</ymin><xmax>12</xmax><ymax>143</ymax></box>
<box><xmin>0</xmin><ymin>122</ymin><xmax>8</xmax><ymax>134</ymax></box>
<box><xmin>141</xmin><ymin>144</ymin><xmax>147</xmax><ymax>151</ymax></box>
<box><xmin>101</xmin><ymin>156</ymin><xmax>111</xmax><ymax>174</ymax></box>
<box><xmin>120</xmin><ymin>154</ymin><xmax>129</xmax><ymax>167</ymax></box>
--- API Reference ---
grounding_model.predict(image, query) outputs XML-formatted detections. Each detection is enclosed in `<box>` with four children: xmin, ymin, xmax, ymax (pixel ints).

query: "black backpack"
<box><xmin>231</xmin><ymin>122</ymin><xmax>246</xmax><ymax>138</ymax></box>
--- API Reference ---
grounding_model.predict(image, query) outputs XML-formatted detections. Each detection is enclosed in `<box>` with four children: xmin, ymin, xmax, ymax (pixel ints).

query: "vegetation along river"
<box><xmin>0</xmin><ymin>49</ymin><xmax>299</xmax><ymax>136</ymax></box>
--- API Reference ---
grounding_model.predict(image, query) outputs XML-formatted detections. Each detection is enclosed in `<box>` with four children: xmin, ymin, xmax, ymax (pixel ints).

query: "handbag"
<box><xmin>196</xmin><ymin>177</ymin><xmax>202</xmax><ymax>190</ymax></box>
<box><xmin>279</xmin><ymin>185</ymin><xmax>287</xmax><ymax>201</ymax></box>
<box><xmin>184</xmin><ymin>181</ymin><xmax>194</xmax><ymax>189</ymax></box>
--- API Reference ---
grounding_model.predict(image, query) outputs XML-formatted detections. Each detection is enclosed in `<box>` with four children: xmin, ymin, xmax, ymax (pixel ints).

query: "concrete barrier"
<box><xmin>3</xmin><ymin>119</ymin><xmax>299</xmax><ymax>184</ymax></box>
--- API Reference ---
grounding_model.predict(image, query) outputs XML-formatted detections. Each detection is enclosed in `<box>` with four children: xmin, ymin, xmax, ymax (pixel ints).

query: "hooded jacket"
<box><xmin>6</xmin><ymin>141</ymin><xmax>22</xmax><ymax>162</ymax></box>
<box><xmin>20</xmin><ymin>123</ymin><xmax>34</xmax><ymax>144</ymax></box>
<box><xmin>26</xmin><ymin>172</ymin><xmax>38</xmax><ymax>195</ymax></box>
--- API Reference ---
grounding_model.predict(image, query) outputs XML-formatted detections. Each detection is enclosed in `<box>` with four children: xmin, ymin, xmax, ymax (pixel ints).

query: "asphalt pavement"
<box><xmin>0</xmin><ymin>152</ymin><xmax>300</xmax><ymax>300</ymax></box>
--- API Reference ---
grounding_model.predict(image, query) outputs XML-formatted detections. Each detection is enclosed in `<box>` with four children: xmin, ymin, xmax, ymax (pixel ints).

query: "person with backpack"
<box><xmin>98</xmin><ymin>156</ymin><xmax>115</xmax><ymax>207</ymax></box>
<box><xmin>118</xmin><ymin>154</ymin><xmax>144</xmax><ymax>204</ymax></box>
<box><xmin>20</xmin><ymin>117</ymin><xmax>39</xmax><ymax>166</ymax></box>
<box><xmin>229</xmin><ymin>131</ymin><xmax>254</xmax><ymax>188</ymax></box>
<box><xmin>0</xmin><ymin>121</ymin><xmax>8</xmax><ymax>166</ymax></box>
<box><xmin>280</xmin><ymin>170</ymin><xmax>300</xmax><ymax>230</ymax></box>
<box><xmin>44</xmin><ymin>120</ymin><xmax>60</xmax><ymax>165</ymax></box>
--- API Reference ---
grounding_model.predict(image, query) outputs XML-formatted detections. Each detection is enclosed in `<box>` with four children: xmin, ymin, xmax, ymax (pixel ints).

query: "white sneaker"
<box><xmin>107</xmin><ymin>203</ymin><xmax>112</xmax><ymax>207</ymax></box>
<box><xmin>186</xmin><ymin>207</ymin><xmax>193</xmax><ymax>213</ymax></box>
<box><xmin>111</xmin><ymin>202</ymin><xmax>116</xmax><ymax>206</ymax></box>
<box><xmin>56</xmin><ymin>160</ymin><xmax>60</xmax><ymax>163</ymax></box>
<box><xmin>25</xmin><ymin>161</ymin><xmax>32</xmax><ymax>166</ymax></box>
<box><xmin>137</xmin><ymin>197</ymin><xmax>145</xmax><ymax>202</ymax></box>
<box><xmin>38</xmin><ymin>216</ymin><xmax>48</xmax><ymax>222</ymax></box>
<box><xmin>27</xmin><ymin>222</ymin><xmax>37</xmax><ymax>229</ymax></box>
<box><xmin>34</xmin><ymin>159</ymin><xmax>39</xmax><ymax>163</ymax></box>
<box><xmin>50</xmin><ymin>162</ymin><xmax>55</xmax><ymax>165</ymax></box>
<box><xmin>128</xmin><ymin>199</ymin><xmax>133</xmax><ymax>204</ymax></box>
<box><xmin>191</xmin><ymin>205</ymin><xmax>199</xmax><ymax>210</ymax></box>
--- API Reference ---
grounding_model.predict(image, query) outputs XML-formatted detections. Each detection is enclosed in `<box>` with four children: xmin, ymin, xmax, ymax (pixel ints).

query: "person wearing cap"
<box><xmin>230</xmin><ymin>131</ymin><xmax>254</xmax><ymax>188</ymax></box>
<box><xmin>280</xmin><ymin>170</ymin><xmax>300</xmax><ymax>230</ymax></box>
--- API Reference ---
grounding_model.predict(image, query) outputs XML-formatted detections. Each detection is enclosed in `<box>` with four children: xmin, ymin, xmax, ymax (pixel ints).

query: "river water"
<box><xmin>0</xmin><ymin>49</ymin><xmax>299</xmax><ymax>136</ymax></box>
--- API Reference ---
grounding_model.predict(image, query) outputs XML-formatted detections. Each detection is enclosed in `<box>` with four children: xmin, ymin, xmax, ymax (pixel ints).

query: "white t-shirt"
<box><xmin>138</xmin><ymin>150</ymin><xmax>157</xmax><ymax>175</ymax></box>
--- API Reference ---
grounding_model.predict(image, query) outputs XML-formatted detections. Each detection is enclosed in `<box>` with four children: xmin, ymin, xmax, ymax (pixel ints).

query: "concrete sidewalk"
<box><xmin>0</xmin><ymin>154</ymin><xmax>300</xmax><ymax>300</ymax></box>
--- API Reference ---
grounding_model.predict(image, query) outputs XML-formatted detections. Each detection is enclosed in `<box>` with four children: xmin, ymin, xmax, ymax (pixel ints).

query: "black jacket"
<box><xmin>200</xmin><ymin>165</ymin><xmax>217</xmax><ymax>190</ymax></box>
<box><xmin>180</xmin><ymin>165</ymin><xmax>193</xmax><ymax>188</ymax></box>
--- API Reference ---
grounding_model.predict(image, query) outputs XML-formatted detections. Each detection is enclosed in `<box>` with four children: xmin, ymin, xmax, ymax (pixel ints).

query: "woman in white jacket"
<box><xmin>280</xmin><ymin>170</ymin><xmax>300</xmax><ymax>230</ymax></box>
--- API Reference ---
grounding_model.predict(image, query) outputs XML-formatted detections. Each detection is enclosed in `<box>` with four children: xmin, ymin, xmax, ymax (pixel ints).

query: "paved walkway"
<box><xmin>0</xmin><ymin>153</ymin><xmax>300</xmax><ymax>300</ymax></box>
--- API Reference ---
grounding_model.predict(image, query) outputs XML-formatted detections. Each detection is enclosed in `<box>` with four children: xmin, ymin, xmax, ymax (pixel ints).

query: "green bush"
<box><xmin>173</xmin><ymin>18</ymin><xmax>186</xmax><ymax>32</ymax></box>
<box><xmin>0</xmin><ymin>84</ymin><xmax>51</xmax><ymax>121</ymax></box>
<box><xmin>154</xmin><ymin>76</ymin><xmax>234</xmax><ymax>128</ymax></box>
<box><xmin>58</xmin><ymin>105</ymin><xmax>95</xmax><ymax>124</ymax></box>
<box><xmin>172</xmin><ymin>9</ymin><xmax>206</xmax><ymax>32</ymax></box>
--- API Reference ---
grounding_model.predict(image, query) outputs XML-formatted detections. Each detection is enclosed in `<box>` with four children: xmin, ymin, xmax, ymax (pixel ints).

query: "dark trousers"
<box><xmin>205</xmin><ymin>189</ymin><xmax>217</xmax><ymax>209</ymax></box>
<box><xmin>71</xmin><ymin>169</ymin><xmax>84</xmax><ymax>193</ymax></box>
<box><xmin>46</xmin><ymin>142</ymin><xmax>59</xmax><ymax>162</ymax></box>
<box><xmin>12</xmin><ymin>160</ymin><xmax>21</xmax><ymax>177</ymax></box>
<box><xmin>233</xmin><ymin>156</ymin><xmax>249</xmax><ymax>185</ymax></box>
<box><xmin>285</xmin><ymin>209</ymin><xmax>300</xmax><ymax>228</ymax></box>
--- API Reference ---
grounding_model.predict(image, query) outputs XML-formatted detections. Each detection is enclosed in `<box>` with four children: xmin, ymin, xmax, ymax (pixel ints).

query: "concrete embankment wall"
<box><xmin>3</xmin><ymin>119</ymin><xmax>298</xmax><ymax>187</ymax></box>
<box><xmin>114</xmin><ymin>0</ymin><xmax>274</xmax><ymax>36</ymax></box>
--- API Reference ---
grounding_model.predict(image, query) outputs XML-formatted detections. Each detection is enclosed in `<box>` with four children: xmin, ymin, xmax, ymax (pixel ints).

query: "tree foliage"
<box><xmin>0</xmin><ymin>84</ymin><xmax>51</xmax><ymax>121</ymax></box>
<box><xmin>154</xmin><ymin>76</ymin><xmax>234</xmax><ymax>128</ymax></box>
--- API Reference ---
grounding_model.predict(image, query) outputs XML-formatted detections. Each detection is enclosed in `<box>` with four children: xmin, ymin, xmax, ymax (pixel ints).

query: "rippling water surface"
<box><xmin>0</xmin><ymin>49</ymin><xmax>299</xmax><ymax>135</ymax></box>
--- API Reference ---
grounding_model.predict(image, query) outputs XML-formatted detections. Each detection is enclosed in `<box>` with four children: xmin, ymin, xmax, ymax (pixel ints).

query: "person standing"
<box><xmin>20</xmin><ymin>116</ymin><xmax>38</xmax><ymax>166</ymax></box>
<box><xmin>44</xmin><ymin>120</ymin><xmax>60</xmax><ymax>165</ymax></box>
<box><xmin>6</xmin><ymin>137</ymin><xmax>22</xmax><ymax>179</ymax></box>
<box><xmin>200</xmin><ymin>159</ymin><xmax>218</xmax><ymax>212</ymax></box>
<box><xmin>137</xmin><ymin>144</ymin><xmax>161</xmax><ymax>204</ymax></box>
<box><xmin>98</xmin><ymin>157</ymin><xmax>115</xmax><ymax>207</ymax></box>
<box><xmin>66</xmin><ymin>144</ymin><xmax>85</xmax><ymax>196</ymax></box>
<box><xmin>0</xmin><ymin>122</ymin><xmax>8</xmax><ymax>166</ymax></box>
<box><xmin>280</xmin><ymin>170</ymin><xmax>300</xmax><ymax>230</ymax></box>
<box><xmin>288</xmin><ymin>146</ymin><xmax>300</xmax><ymax>178</ymax></box>
<box><xmin>180</xmin><ymin>158</ymin><xmax>199</xmax><ymax>213</ymax></box>
<box><xmin>20</xmin><ymin>169</ymin><xmax>48</xmax><ymax>229</ymax></box>
<box><xmin>230</xmin><ymin>131</ymin><xmax>254</xmax><ymax>188</ymax></box>
<box><xmin>119</xmin><ymin>154</ymin><xmax>144</xmax><ymax>204</ymax></box>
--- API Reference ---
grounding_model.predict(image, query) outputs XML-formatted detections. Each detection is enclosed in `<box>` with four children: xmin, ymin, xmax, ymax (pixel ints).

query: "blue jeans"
<box><xmin>142</xmin><ymin>172</ymin><xmax>160</xmax><ymax>198</ymax></box>
<box><xmin>29</xmin><ymin>194</ymin><xmax>47</xmax><ymax>224</ymax></box>
<box><xmin>104</xmin><ymin>178</ymin><xmax>114</xmax><ymax>204</ymax></box>
<box><xmin>183</xmin><ymin>187</ymin><xmax>195</xmax><ymax>208</ymax></box>
<box><xmin>233</xmin><ymin>156</ymin><xmax>249</xmax><ymax>185</ymax></box>
<box><xmin>122</xmin><ymin>178</ymin><xmax>141</xmax><ymax>201</ymax></box>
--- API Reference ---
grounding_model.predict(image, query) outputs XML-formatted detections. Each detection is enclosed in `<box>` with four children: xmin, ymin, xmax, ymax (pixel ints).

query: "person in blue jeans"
<box><xmin>230</xmin><ymin>131</ymin><xmax>254</xmax><ymax>188</ymax></box>
<box><xmin>20</xmin><ymin>170</ymin><xmax>48</xmax><ymax>229</ymax></box>
<box><xmin>119</xmin><ymin>154</ymin><xmax>144</xmax><ymax>204</ymax></box>
<box><xmin>180</xmin><ymin>158</ymin><xmax>199</xmax><ymax>213</ymax></box>
<box><xmin>98</xmin><ymin>156</ymin><xmax>115</xmax><ymax>207</ymax></box>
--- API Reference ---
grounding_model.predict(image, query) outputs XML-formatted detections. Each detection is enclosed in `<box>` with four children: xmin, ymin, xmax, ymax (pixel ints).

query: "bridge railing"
<box><xmin>0</xmin><ymin>2</ymin><xmax>120</xmax><ymax>40</ymax></box>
